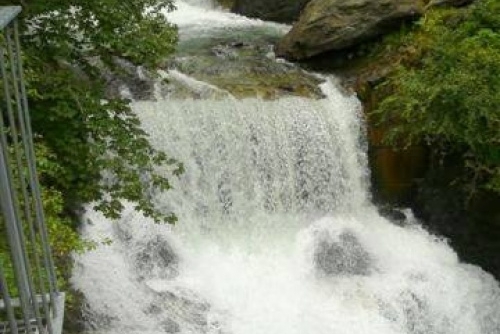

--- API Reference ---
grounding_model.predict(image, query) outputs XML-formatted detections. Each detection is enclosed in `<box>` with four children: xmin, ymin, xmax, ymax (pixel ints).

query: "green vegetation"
<box><xmin>0</xmin><ymin>0</ymin><xmax>180</xmax><ymax>316</ymax></box>
<box><xmin>0</xmin><ymin>144</ymin><xmax>97</xmax><ymax>297</ymax></box>
<box><xmin>373</xmin><ymin>0</ymin><xmax>500</xmax><ymax>197</ymax></box>
<box><xmin>0</xmin><ymin>0</ymin><xmax>181</xmax><ymax>222</ymax></box>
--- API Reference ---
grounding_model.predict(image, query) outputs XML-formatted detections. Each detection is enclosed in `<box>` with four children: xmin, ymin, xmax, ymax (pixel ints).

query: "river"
<box><xmin>71</xmin><ymin>1</ymin><xmax>500</xmax><ymax>333</ymax></box>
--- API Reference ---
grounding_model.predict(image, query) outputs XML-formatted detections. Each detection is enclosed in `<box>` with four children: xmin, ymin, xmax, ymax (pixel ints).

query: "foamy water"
<box><xmin>72</xmin><ymin>1</ymin><xmax>500</xmax><ymax>334</ymax></box>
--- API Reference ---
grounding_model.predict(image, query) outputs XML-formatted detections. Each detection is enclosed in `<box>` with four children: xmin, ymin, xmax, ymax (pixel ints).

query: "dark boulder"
<box><xmin>427</xmin><ymin>0</ymin><xmax>476</xmax><ymax>8</ymax></box>
<box><xmin>231</xmin><ymin>0</ymin><xmax>311</xmax><ymax>23</ymax></box>
<box><xmin>135</xmin><ymin>235</ymin><xmax>179</xmax><ymax>280</ymax></box>
<box><xmin>276</xmin><ymin>0</ymin><xmax>423</xmax><ymax>60</ymax></box>
<box><xmin>315</xmin><ymin>230</ymin><xmax>372</xmax><ymax>276</ymax></box>
<box><xmin>412</xmin><ymin>154</ymin><xmax>500</xmax><ymax>281</ymax></box>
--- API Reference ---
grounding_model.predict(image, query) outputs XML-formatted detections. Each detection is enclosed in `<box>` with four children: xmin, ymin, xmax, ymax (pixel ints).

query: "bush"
<box><xmin>0</xmin><ymin>0</ymin><xmax>181</xmax><ymax>223</ymax></box>
<box><xmin>375</xmin><ymin>0</ymin><xmax>500</xmax><ymax>196</ymax></box>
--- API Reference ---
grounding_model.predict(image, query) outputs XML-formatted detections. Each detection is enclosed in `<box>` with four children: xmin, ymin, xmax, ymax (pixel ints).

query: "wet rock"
<box><xmin>160</xmin><ymin>318</ymin><xmax>181</xmax><ymax>333</ymax></box>
<box><xmin>412</xmin><ymin>157</ymin><xmax>500</xmax><ymax>281</ymax></box>
<box><xmin>101</xmin><ymin>57</ymin><xmax>156</xmax><ymax>100</ymax></box>
<box><xmin>315</xmin><ymin>230</ymin><xmax>371</xmax><ymax>276</ymax></box>
<box><xmin>149</xmin><ymin>288</ymin><xmax>228</xmax><ymax>334</ymax></box>
<box><xmin>427</xmin><ymin>0</ymin><xmax>475</xmax><ymax>8</ymax></box>
<box><xmin>231</xmin><ymin>0</ymin><xmax>312</xmax><ymax>23</ymax></box>
<box><xmin>230</xmin><ymin>41</ymin><xmax>245</xmax><ymax>48</ymax></box>
<box><xmin>276</xmin><ymin>0</ymin><xmax>423</xmax><ymax>60</ymax></box>
<box><xmin>169</xmin><ymin>33</ymin><xmax>324</xmax><ymax>99</ymax></box>
<box><xmin>399</xmin><ymin>291</ymin><xmax>432</xmax><ymax>334</ymax></box>
<box><xmin>212</xmin><ymin>45</ymin><xmax>238</xmax><ymax>59</ymax></box>
<box><xmin>135</xmin><ymin>235</ymin><xmax>179</xmax><ymax>280</ymax></box>
<box><xmin>378</xmin><ymin>289</ymin><xmax>444</xmax><ymax>334</ymax></box>
<box><xmin>82</xmin><ymin>306</ymin><xmax>118</xmax><ymax>331</ymax></box>
<box><xmin>63</xmin><ymin>289</ymin><xmax>88</xmax><ymax>334</ymax></box>
<box><xmin>378</xmin><ymin>206</ymin><xmax>407</xmax><ymax>226</ymax></box>
<box><xmin>112</xmin><ymin>205</ymin><xmax>180</xmax><ymax>279</ymax></box>
<box><xmin>145</xmin><ymin>304</ymin><xmax>163</xmax><ymax>315</ymax></box>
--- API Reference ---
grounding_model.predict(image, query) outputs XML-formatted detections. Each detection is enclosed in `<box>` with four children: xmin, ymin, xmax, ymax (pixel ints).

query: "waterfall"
<box><xmin>142</xmin><ymin>79</ymin><xmax>369</xmax><ymax>220</ymax></box>
<box><xmin>71</xmin><ymin>1</ymin><xmax>500</xmax><ymax>334</ymax></box>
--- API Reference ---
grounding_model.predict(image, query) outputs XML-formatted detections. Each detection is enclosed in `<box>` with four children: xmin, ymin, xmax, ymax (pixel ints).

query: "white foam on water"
<box><xmin>73</xmin><ymin>78</ymin><xmax>500</xmax><ymax>334</ymax></box>
<box><xmin>164</xmin><ymin>0</ymin><xmax>289</xmax><ymax>39</ymax></box>
<box><xmin>72</xmin><ymin>1</ymin><xmax>500</xmax><ymax>333</ymax></box>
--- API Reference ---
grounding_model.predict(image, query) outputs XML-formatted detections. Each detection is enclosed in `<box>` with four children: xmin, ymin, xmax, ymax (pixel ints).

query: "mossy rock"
<box><xmin>199</xmin><ymin>70</ymin><xmax>323</xmax><ymax>99</ymax></box>
<box><xmin>166</xmin><ymin>30</ymin><xmax>324</xmax><ymax>100</ymax></box>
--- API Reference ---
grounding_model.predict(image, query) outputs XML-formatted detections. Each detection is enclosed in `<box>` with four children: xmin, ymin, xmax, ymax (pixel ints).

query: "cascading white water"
<box><xmin>165</xmin><ymin>0</ymin><xmax>289</xmax><ymax>39</ymax></box>
<box><xmin>72</xmin><ymin>1</ymin><xmax>500</xmax><ymax>334</ymax></box>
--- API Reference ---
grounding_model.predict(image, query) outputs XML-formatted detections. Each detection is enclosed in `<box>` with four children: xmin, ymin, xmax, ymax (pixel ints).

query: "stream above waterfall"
<box><xmin>71</xmin><ymin>1</ymin><xmax>500</xmax><ymax>334</ymax></box>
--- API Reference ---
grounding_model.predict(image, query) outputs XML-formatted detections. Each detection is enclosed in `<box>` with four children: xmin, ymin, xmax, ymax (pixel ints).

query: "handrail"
<box><xmin>0</xmin><ymin>6</ymin><xmax>65</xmax><ymax>334</ymax></box>
<box><xmin>0</xmin><ymin>7</ymin><xmax>20</xmax><ymax>30</ymax></box>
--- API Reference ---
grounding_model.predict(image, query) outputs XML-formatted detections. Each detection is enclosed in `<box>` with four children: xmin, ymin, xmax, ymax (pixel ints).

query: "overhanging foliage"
<box><xmin>0</xmin><ymin>0</ymin><xmax>181</xmax><ymax>223</ymax></box>
<box><xmin>375</xmin><ymin>0</ymin><xmax>500</xmax><ymax>196</ymax></box>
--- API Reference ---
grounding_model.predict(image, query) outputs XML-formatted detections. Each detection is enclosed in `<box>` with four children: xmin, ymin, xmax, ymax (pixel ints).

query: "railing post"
<box><xmin>0</xmin><ymin>6</ymin><xmax>65</xmax><ymax>334</ymax></box>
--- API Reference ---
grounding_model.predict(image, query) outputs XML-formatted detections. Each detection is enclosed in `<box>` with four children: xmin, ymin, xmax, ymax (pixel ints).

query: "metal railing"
<box><xmin>0</xmin><ymin>6</ymin><xmax>64</xmax><ymax>334</ymax></box>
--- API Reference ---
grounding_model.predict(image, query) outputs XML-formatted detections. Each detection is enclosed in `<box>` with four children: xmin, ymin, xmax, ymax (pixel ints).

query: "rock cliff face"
<box><xmin>276</xmin><ymin>0</ymin><xmax>423</xmax><ymax>60</ymax></box>
<box><xmin>231</xmin><ymin>0</ymin><xmax>311</xmax><ymax>23</ymax></box>
<box><xmin>412</xmin><ymin>154</ymin><xmax>500</xmax><ymax>281</ymax></box>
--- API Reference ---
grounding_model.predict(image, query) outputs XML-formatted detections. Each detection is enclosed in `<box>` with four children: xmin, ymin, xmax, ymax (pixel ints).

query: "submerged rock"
<box><xmin>377</xmin><ymin>289</ymin><xmax>442</xmax><ymax>334</ymax></box>
<box><xmin>160</xmin><ymin>318</ymin><xmax>181</xmax><ymax>333</ymax></box>
<box><xmin>148</xmin><ymin>287</ymin><xmax>229</xmax><ymax>334</ymax></box>
<box><xmin>113</xmin><ymin>221</ymin><xmax>180</xmax><ymax>280</ymax></box>
<box><xmin>135</xmin><ymin>235</ymin><xmax>179</xmax><ymax>280</ymax></box>
<box><xmin>378</xmin><ymin>206</ymin><xmax>407</xmax><ymax>226</ymax></box>
<box><xmin>314</xmin><ymin>230</ymin><xmax>371</xmax><ymax>276</ymax></box>
<box><xmin>82</xmin><ymin>306</ymin><xmax>119</xmax><ymax>332</ymax></box>
<box><xmin>276</xmin><ymin>0</ymin><xmax>423</xmax><ymax>60</ymax></box>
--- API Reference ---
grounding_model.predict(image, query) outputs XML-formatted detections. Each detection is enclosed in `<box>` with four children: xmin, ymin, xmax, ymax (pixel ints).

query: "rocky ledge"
<box><xmin>275</xmin><ymin>0</ymin><xmax>475</xmax><ymax>61</ymax></box>
<box><xmin>276</xmin><ymin>0</ymin><xmax>423</xmax><ymax>60</ymax></box>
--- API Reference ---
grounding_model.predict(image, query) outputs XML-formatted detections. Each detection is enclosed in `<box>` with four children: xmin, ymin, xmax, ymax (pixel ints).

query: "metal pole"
<box><xmin>0</xmin><ymin>8</ymin><xmax>65</xmax><ymax>334</ymax></box>
<box><xmin>0</xmin><ymin>43</ymin><xmax>33</xmax><ymax>329</ymax></box>
<box><xmin>0</xmin><ymin>264</ymin><xmax>19</xmax><ymax>334</ymax></box>
<box><xmin>12</xmin><ymin>17</ymin><xmax>59</xmax><ymax>300</ymax></box>
<box><xmin>5</xmin><ymin>23</ymin><xmax>51</xmax><ymax>334</ymax></box>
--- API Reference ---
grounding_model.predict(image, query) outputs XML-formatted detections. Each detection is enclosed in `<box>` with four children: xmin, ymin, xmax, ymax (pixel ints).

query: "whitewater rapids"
<box><xmin>71</xmin><ymin>1</ymin><xmax>500</xmax><ymax>334</ymax></box>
